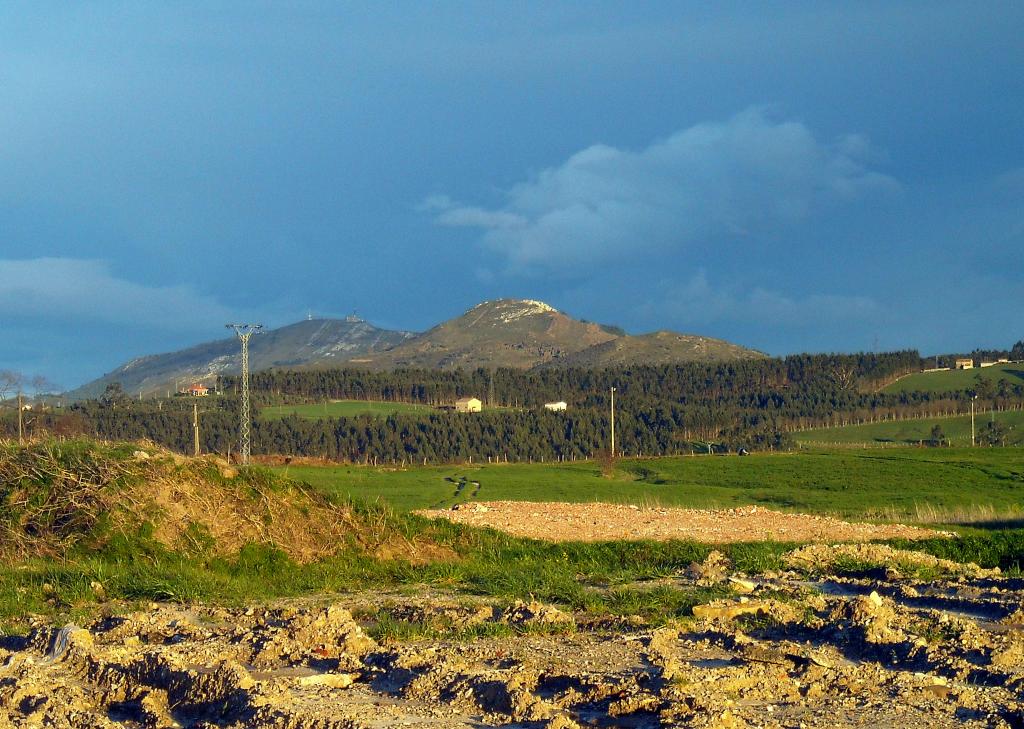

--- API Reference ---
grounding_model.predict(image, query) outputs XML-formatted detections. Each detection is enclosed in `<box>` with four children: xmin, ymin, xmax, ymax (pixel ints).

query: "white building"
<box><xmin>454</xmin><ymin>396</ymin><xmax>482</xmax><ymax>413</ymax></box>
<box><xmin>544</xmin><ymin>401</ymin><xmax>567</xmax><ymax>412</ymax></box>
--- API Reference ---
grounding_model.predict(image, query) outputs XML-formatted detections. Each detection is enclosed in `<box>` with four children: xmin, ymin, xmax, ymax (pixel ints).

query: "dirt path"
<box><xmin>2</xmin><ymin>545</ymin><xmax>1022</xmax><ymax>728</ymax></box>
<box><xmin>417</xmin><ymin>501</ymin><xmax>945</xmax><ymax>543</ymax></box>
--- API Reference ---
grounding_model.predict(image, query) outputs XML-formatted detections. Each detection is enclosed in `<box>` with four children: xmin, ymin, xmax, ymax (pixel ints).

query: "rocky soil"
<box><xmin>418</xmin><ymin>502</ymin><xmax>946</xmax><ymax>543</ymax></box>
<box><xmin>3</xmin><ymin>545</ymin><xmax>1022</xmax><ymax>728</ymax></box>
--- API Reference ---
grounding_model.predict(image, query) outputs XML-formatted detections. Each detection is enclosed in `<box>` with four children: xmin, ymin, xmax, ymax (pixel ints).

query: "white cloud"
<box><xmin>426</xmin><ymin>108</ymin><xmax>900</xmax><ymax>271</ymax></box>
<box><xmin>649</xmin><ymin>270</ymin><xmax>884</xmax><ymax>328</ymax></box>
<box><xmin>0</xmin><ymin>258</ymin><xmax>237</xmax><ymax>330</ymax></box>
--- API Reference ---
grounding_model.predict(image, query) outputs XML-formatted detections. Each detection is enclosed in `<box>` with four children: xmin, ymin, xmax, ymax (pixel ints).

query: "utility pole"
<box><xmin>971</xmin><ymin>394</ymin><xmax>977</xmax><ymax>447</ymax></box>
<box><xmin>192</xmin><ymin>402</ymin><xmax>200</xmax><ymax>457</ymax></box>
<box><xmin>227</xmin><ymin>323</ymin><xmax>263</xmax><ymax>465</ymax></box>
<box><xmin>17</xmin><ymin>391</ymin><xmax>23</xmax><ymax>446</ymax></box>
<box><xmin>610</xmin><ymin>386</ymin><xmax>616</xmax><ymax>458</ymax></box>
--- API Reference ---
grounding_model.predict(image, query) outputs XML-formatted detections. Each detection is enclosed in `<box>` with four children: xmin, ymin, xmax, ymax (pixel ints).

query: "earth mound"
<box><xmin>0</xmin><ymin>440</ymin><xmax>355</xmax><ymax>563</ymax></box>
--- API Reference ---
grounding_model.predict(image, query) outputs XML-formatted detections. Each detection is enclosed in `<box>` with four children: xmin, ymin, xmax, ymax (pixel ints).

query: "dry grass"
<box><xmin>867</xmin><ymin>502</ymin><xmax>1024</xmax><ymax>527</ymax></box>
<box><xmin>0</xmin><ymin>439</ymin><xmax>463</xmax><ymax>566</ymax></box>
<box><xmin>0</xmin><ymin>441</ymin><xmax>122</xmax><ymax>559</ymax></box>
<box><xmin>135</xmin><ymin>463</ymin><xmax>356</xmax><ymax>563</ymax></box>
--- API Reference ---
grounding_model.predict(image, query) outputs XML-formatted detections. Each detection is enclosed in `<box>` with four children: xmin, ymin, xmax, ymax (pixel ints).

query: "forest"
<box><xmin>5</xmin><ymin>350</ymin><xmax>1023</xmax><ymax>463</ymax></box>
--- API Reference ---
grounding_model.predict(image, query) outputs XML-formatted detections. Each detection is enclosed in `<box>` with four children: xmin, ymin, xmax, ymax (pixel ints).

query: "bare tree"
<box><xmin>829</xmin><ymin>363</ymin><xmax>858</xmax><ymax>391</ymax></box>
<box><xmin>0</xmin><ymin>370</ymin><xmax>24</xmax><ymax>403</ymax></box>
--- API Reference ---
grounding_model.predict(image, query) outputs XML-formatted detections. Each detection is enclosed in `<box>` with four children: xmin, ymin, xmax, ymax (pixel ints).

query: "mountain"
<box><xmin>67</xmin><ymin>300</ymin><xmax>764</xmax><ymax>398</ymax></box>
<box><xmin>66</xmin><ymin>318</ymin><xmax>415</xmax><ymax>400</ymax></box>
<box><xmin>348</xmin><ymin>299</ymin><xmax>621</xmax><ymax>370</ymax></box>
<box><xmin>347</xmin><ymin>299</ymin><xmax>766</xmax><ymax>371</ymax></box>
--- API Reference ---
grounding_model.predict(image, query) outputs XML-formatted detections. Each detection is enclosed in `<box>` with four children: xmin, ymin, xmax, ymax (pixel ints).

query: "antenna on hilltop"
<box><xmin>307</xmin><ymin>309</ymin><xmax>313</xmax><ymax>321</ymax></box>
<box><xmin>226</xmin><ymin>323</ymin><xmax>263</xmax><ymax>465</ymax></box>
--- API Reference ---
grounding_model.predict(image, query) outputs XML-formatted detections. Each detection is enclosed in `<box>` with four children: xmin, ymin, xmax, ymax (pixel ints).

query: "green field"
<box><xmin>883</xmin><ymin>363</ymin><xmax>1024</xmax><ymax>394</ymax></box>
<box><xmin>277</xmin><ymin>448</ymin><xmax>1024</xmax><ymax>521</ymax></box>
<box><xmin>795</xmin><ymin>409</ymin><xmax>1024</xmax><ymax>447</ymax></box>
<box><xmin>260</xmin><ymin>399</ymin><xmax>434</xmax><ymax>419</ymax></box>
<box><xmin>4</xmin><ymin>439</ymin><xmax>1024</xmax><ymax>634</ymax></box>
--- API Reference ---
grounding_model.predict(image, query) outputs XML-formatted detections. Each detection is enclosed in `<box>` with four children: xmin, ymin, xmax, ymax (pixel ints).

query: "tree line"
<box><xmin>4</xmin><ymin>350</ymin><xmax>1021</xmax><ymax>462</ymax></box>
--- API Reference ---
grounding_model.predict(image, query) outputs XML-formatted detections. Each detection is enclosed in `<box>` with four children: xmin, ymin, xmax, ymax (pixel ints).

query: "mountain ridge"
<box><xmin>65</xmin><ymin>318</ymin><xmax>415</xmax><ymax>400</ymax></box>
<box><xmin>66</xmin><ymin>299</ymin><xmax>765</xmax><ymax>399</ymax></box>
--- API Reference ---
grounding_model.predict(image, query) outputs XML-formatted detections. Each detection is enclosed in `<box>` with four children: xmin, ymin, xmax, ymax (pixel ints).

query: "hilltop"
<box><xmin>339</xmin><ymin>299</ymin><xmax>766</xmax><ymax>370</ymax></box>
<box><xmin>349</xmin><ymin>299</ymin><xmax>620</xmax><ymax>370</ymax></box>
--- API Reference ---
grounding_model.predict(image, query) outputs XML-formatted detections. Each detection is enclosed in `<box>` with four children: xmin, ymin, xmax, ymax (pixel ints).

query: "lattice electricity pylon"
<box><xmin>226</xmin><ymin>323</ymin><xmax>263</xmax><ymax>464</ymax></box>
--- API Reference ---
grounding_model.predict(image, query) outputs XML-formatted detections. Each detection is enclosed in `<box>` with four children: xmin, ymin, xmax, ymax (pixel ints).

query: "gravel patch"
<box><xmin>417</xmin><ymin>501</ymin><xmax>947</xmax><ymax>543</ymax></box>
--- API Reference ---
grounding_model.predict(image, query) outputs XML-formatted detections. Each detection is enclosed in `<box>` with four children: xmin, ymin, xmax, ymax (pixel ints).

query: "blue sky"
<box><xmin>2</xmin><ymin>2</ymin><xmax>1022</xmax><ymax>389</ymax></box>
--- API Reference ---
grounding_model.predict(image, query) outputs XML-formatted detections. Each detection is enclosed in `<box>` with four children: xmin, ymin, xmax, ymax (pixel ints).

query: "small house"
<box><xmin>544</xmin><ymin>401</ymin><xmax>567</xmax><ymax>412</ymax></box>
<box><xmin>186</xmin><ymin>383</ymin><xmax>210</xmax><ymax>397</ymax></box>
<box><xmin>454</xmin><ymin>396</ymin><xmax>482</xmax><ymax>413</ymax></box>
<box><xmin>954</xmin><ymin>358</ymin><xmax>974</xmax><ymax>370</ymax></box>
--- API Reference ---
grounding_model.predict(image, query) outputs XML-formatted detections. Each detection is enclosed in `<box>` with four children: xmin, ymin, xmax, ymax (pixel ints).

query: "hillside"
<box><xmin>882</xmin><ymin>362</ymin><xmax>1024</xmax><ymax>394</ymax></box>
<box><xmin>546</xmin><ymin>330</ymin><xmax>766</xmax><ymax>368</ymax></box>
<box><xmin>346</xmin><ymin>299</ymin><xmax>764</xmax><ymax>370</ymax></box>
<box><xmin>794</xmin><ymin>409</ymin><xmax>1024</xmax><ymax>447</ymax></box>
<box><xmin>67</xmin><ymin>318</ymin><xmax>415</xmax><ymax>400</ymax></box>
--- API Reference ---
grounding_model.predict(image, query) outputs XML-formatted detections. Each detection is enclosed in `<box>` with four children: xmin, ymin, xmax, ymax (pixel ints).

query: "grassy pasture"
<box><xmin>277</xmin><ymin>448</ymin><xmax>1024</xmax><ymax>521</ymax></box>
<box><xmin>260</xmin><ymin>399</ymin><xmax>434</xmax><ymax>420</ymax></box>
<box><xmin>883</xmin><ymin>362</ymin><xmax>1024</xmax><ymax>394</ymax></box>
<box><xmin>795</xmin><ymin>410</ymin><xmax>1024</xmax><ymax>447</ymax></box>
<box><xmin>2</xmin><ymin>439</ymin><xmax>1024</xmax><ymax>633</ymax></box>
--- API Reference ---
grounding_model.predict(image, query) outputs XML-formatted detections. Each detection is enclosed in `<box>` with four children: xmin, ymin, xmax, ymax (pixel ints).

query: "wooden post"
<box><xmin>193</xmin><ymin>402</ymin><xmax>200</xmax><ymax>457</ymax></box>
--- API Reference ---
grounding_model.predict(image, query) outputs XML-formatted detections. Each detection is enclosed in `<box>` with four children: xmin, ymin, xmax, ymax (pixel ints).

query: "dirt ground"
<box><xmin>417</xmin><ymin>502</ymin><xmax>946</xmax><ymax>543</ymax></box>
<box><xmin>3</xmin><ymin>544</ymin><xmax>1022</xmax><ymax>728</ymax></box>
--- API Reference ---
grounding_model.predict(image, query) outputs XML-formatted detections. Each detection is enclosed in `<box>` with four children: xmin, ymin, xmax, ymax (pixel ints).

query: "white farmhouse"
<box><xmin>455</xmin><ymin>396</ymin><xmax>482</xmax><ymax>413</ymax></box>
<box><xmin>544</xmin><ymin>401</ymin><xmax>567</xmax><ymax>412</ymax></box>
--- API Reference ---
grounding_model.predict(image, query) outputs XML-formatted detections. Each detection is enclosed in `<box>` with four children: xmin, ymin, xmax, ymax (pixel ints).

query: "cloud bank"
<box><xmin>651</xmin><ymin>270</ymin><xmax>883</xmax><ymax>328</ymax></box>
<box><xmin>426</xmin><ymin>108</ymin><xmax>899</xmax><ymax>270</ymax></box>
<box><xmin>0</xmin><ymin>258</ymin><xmax>237</xmax><ymax>330</ymax></box>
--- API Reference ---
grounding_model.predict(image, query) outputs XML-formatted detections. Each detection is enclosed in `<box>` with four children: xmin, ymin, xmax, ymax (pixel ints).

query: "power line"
<box><xmin>226</xmin><ymin>323</ymin><xmax>263</xmax><ymax>464</ymax></box>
